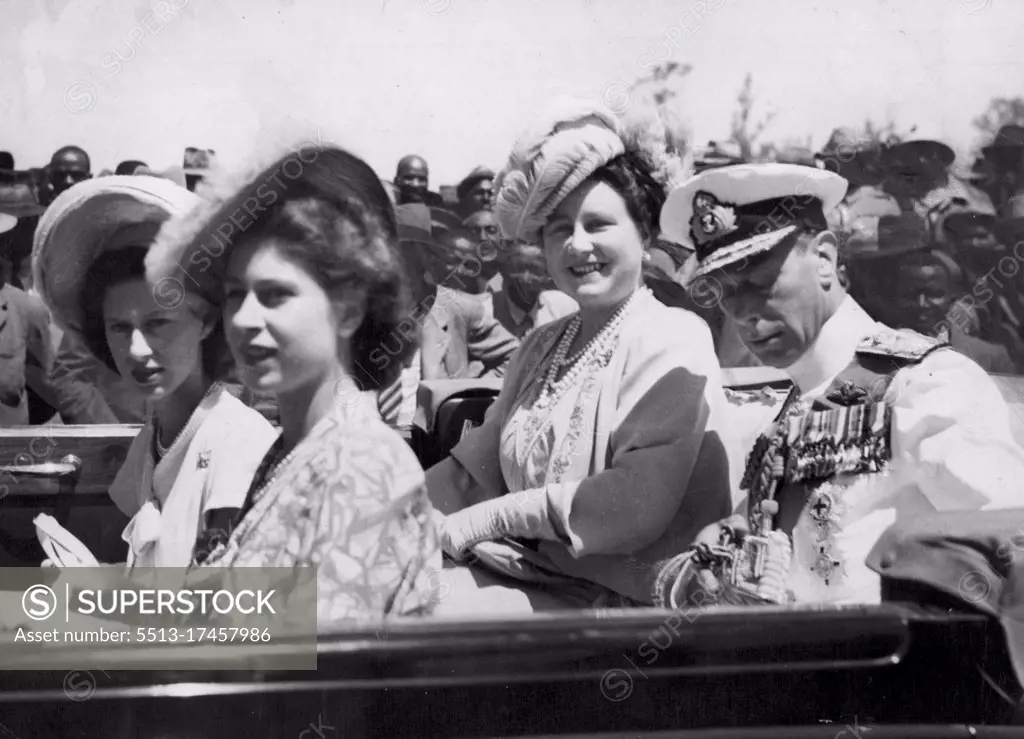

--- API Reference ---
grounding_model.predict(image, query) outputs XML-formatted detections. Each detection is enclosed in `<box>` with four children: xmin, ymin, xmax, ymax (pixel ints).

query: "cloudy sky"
<box><xmin>1</xmin><ymin>0</ymin><xmax>1019</xmax><ymax>185</ymax></box>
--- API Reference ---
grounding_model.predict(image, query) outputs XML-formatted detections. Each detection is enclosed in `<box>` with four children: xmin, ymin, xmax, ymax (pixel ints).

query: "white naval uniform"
<box><xmin>745</xmin><ymin>296</ymin><xmax>1024</xmax><ymax>605</ymax></box>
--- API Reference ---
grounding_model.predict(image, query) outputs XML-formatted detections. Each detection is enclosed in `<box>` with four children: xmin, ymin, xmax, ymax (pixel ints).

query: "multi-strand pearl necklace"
<box><xmin>537</xmin><ymin>286</ymin><xmax>649</xmax><ymax>409</ymax></box>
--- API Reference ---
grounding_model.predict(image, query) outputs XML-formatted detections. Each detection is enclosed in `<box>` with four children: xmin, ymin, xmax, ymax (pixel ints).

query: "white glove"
<box><xmin>34</xmin><ymin>514</ymin><xmax>99</xmax><ymax>568</ymax></box>
<box><xmin>441</xmin><ymin>490</ymin><xmax>557</xmax><ymax>561</ymax></box>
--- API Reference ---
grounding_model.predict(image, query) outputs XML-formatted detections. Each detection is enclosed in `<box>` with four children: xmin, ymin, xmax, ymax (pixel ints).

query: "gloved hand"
<box><xmin>441</xmin><ymin>490</ymin><xmax>556</xmax><ymax>562</ymax></box>
<box><xmin>692</xmin><ymin>513</ymin><xmax>749</xmax><ymax>551</ymax></box>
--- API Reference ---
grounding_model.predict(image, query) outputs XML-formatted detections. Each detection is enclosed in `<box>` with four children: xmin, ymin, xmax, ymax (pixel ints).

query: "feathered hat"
<box><xmin>493</xmin><ymin>97</ymin><xmax>688</xmax><ymax>245</ymax></box>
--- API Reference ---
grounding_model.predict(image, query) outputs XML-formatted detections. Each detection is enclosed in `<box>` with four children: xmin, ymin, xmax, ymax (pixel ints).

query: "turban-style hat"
<box><xmin>494</xmin><ymin>97</ymin><xmax>686</xmax><ymax>245</ymax></box>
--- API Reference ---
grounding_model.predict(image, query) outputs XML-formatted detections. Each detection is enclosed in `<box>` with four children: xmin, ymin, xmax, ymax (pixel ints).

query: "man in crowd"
<box><xmin>394</xmin><ymin>154</ymin><xmax>444</xmax><ymax>207</ymax></box>
<box><xmin>879</xmin><ymin>131</ymin><xmax>987</xmax><ymax>252</ymax></box>
<box><xmin>463</xmin><ymin>208</ymin><xmax>499</xmax><ymax>245</ymax></box>
<box><xmin>461</xmin><ymin>209</ymin><xmax>504</xmax><ymax>291</ymax></box>
<box><xmin>979</xmin><ymin>124</ymin><xmax>1024</xmax><ymax>218</ymax></box>
<box><xmin>377</xmin><ymin>204</ymin><xmax>519</xmax><ymax>438</ymax></box>
<box><xmin>0</xmin><ymin>146</ymin><xmax>92</xmax><ymax>292</ymax></box>
<box><xmin>660</xmin><ymin>163</ymin><xmax>1024</xmax><ymax>606</ymax></box>
<box><xmin>942</xmin><ymin>197</ymin><xmax>1024</xmax><ymax>368</ymax></box>
<box><xmin>885</xmin><ymin>247</ymin><xmax>1016</xmax><ymax>373</ymax></box>
<box><xmin>488</xmin><ymin>242</ymin><xmax>576</xmax><ymax>339</ymax></box>
<box><xmin>46</xmin><ymin>146</ymin><xmax>92</xmax><ymax>204</ymax></box>
<box><xmin>439</xmin><ymin>227</ymin><xmax>491</xmax><ymax>295</ymax></box>
<box><xmin>455</xmin><ymin>165</ymin><xmax>494</xmax><ymax>219</ymax></box>
<box><xmin>0</xmin><ymin>238</ymin><xmax>62</xmax><ymax>426</ymax></box>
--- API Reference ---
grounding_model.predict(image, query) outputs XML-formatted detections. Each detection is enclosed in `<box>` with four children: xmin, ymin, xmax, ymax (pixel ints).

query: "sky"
<box><xmin>1</xmin><ymin>0</ymin><xmax>1022</xmax><ymax>186</ymax></box>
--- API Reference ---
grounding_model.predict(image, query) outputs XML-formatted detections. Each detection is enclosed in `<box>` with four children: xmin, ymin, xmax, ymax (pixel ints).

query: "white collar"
<box><xmin>785</xmin><ymin>295</ymin><xmax>879</xmax><ymax>397</ymax></box>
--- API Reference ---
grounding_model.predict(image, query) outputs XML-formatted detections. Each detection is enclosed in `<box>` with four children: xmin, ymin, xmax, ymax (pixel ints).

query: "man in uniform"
<box><xmin>654</xmin><ymin>163</ymin><xmax>1024</xmax><ymax>607</ymax></box>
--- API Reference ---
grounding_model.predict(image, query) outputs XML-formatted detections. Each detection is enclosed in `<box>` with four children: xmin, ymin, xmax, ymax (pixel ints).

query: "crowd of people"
<box><xmin>2</xmin><ymin>96</ymin><xmax>1024</xmax><ymax>627</ymax></box>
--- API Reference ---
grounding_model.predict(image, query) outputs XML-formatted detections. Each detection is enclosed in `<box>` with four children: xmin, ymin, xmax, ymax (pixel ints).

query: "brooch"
<box><xmin>197</xmin><ymin>450</ymin><xmax>211</xmax><ymax>470</ymax></box>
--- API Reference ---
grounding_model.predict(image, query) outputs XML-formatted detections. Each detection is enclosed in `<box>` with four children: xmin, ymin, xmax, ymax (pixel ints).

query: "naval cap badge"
<box><xmin>691</xmin><ymin>191</ymin><xmax>739</xmax><ymax>245</ymax></box>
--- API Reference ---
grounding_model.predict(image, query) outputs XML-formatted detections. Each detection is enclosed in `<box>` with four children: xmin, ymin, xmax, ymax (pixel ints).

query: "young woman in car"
<box><xmin>146</xmin><ymin>144</ymin><xmax>441</xmax><ymax>624</ymax></box>
<box><xmin>32</xmin><ymin>175</ymin><xmax>278</xmax><ymax>568</ymax></box>
<box><xmin>425</xmin><ymin>99</ymin><xmax>741</xmax><ymax>612</ymax></box>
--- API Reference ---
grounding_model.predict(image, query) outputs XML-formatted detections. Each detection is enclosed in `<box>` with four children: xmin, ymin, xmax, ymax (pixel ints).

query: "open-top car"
<box><xmin>1</xmin><ymin>373</ymin><xmax>1024</xmax><ymax>737</ymax></box>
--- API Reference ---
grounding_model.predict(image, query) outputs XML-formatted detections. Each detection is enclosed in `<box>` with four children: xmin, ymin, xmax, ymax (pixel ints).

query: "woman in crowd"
<box><xmin>146</xmin><ymin>144</ymin><xmax>441</xmax><ymax>623</ymax></box>
<box><xmin>426</xmin><ymin>99</ymin><xmax>740</xmax><ymax>612</ymax></box>
<box><xmin>32</xmin><ymin>175</ymin><xmax>278</xmax><ymax>567</ymax></box>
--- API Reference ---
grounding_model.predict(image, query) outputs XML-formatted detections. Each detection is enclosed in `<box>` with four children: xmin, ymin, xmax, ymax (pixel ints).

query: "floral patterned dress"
<box><xmin>195</xmin><ymin>395</ymin><xmax>442</xmax><ymax>627</ymax></box>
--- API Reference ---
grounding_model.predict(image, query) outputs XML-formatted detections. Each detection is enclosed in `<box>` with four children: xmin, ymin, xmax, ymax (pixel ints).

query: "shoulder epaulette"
<box><xmin>855</xmin><ymin>327</ymin><xmax>950</xmax><ymax>363</ymax></box>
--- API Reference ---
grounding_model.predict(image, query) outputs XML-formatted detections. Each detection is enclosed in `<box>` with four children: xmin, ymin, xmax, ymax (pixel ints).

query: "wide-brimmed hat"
<box><xmin>661</xmin><ymin>163</ymin><xmax>848</xmax><ymax>285</ymax></box>
<box><xmin>146</xmin><ymin>143</ymin><xmax>397</xmax><ymax>305</ymax></box>
<box><xmin>884</xmin><ymin>137</ymin><xmax>956</xmax><ymax>171</ymax></box>
<box><xmin>982</xmin><ymin>124</ymin><xmax>1024</xmax><ymax>157</ymax></box>
<box><xmin>32</xmin><ymin>175</ymin><xmax>200</xmax><ymax>336</ymax></box>
<box><xmin>939</xmin><ymin>190</ymin><xmax>997</xmax><ymax>235</ymax></box>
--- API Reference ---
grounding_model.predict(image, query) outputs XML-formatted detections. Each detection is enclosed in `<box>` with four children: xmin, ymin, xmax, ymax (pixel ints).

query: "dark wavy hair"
<box><xmin>220</xmin><ymin>149</ymin><xmax>416</xmax><ymax>392</ymax></box>
<box><xmin>590</xmin><ymin>150</ymin><xmax>669</xmax><ymax>244</ymax></box>
<box><xmin>80</xmin><ymin>246</ymin><xmax>225</xmax><ymax>378</ymax></box>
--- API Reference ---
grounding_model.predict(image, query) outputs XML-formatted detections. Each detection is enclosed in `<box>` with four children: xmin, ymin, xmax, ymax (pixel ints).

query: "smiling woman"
<box><xmin>424</xmin><ymin>98</ymin><xmax>743</xmax><ymax>613</ymax></box>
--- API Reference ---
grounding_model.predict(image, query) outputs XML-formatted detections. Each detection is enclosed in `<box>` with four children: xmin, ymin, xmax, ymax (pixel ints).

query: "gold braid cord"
<box><xmin>653</xmin><ymin>527</ymin><xmax>793</xmax><ymax>609</ymax></box>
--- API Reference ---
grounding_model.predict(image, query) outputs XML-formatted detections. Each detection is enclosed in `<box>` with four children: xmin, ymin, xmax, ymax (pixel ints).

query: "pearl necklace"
<box><xmin>154</xmin><ymin>382</ymin><xmax>223</xmax><ymax>460</ymax></box>
<box><xmin>537</xmin><ymin>287</ymin><xmax>649</xmax><ymax>409</ymax></box>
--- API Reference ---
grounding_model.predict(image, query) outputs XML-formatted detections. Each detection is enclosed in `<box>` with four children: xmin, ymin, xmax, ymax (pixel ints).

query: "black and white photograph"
<box><xmin>2</xmin><ymin>0</ymin><xmax>1024</xmax><ymax>736</ymax></box>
